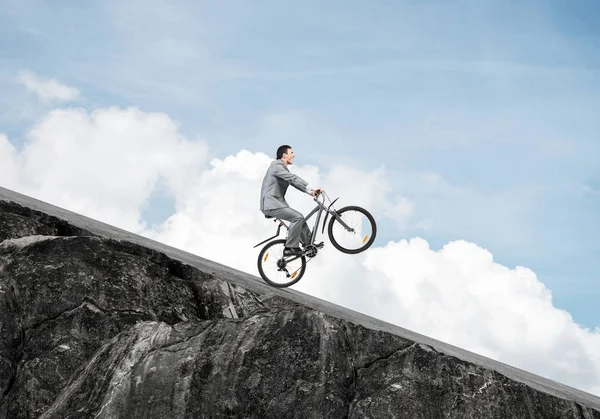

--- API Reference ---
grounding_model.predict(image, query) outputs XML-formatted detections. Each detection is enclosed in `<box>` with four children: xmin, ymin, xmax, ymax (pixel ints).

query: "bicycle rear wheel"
<box><xmin>328</xmin><ymin>206</ymin><xmax>377</xmax><ymax>254</ymax></box>
<box><xmin>257</xmin><ymin>239</ymin><xmax>306</xmax><ymax>287</ymax></box>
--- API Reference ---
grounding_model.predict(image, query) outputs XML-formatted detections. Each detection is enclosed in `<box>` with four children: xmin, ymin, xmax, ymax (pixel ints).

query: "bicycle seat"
<box><xmin>264</xmin><ymin>215</ymin><xmax>274</xmax><ymax>219</ymax></box>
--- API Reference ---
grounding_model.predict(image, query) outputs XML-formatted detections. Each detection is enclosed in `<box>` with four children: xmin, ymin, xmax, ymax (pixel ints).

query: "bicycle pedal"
<box><xmin>316</xmin><ymin>241</ymin><xmax>324</xmax><ymax>249</ymax></box>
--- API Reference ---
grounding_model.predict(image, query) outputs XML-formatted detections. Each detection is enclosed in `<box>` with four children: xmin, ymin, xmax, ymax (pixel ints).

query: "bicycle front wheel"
<box><xmin>328</xmin><ymin>206</ymin><xmax>377</xmax><ymax>254</ymax></box>
<box><xmin>257</xmin><ymin>239</ymin><xmax>306</xmax><ymax>287</ymax></box>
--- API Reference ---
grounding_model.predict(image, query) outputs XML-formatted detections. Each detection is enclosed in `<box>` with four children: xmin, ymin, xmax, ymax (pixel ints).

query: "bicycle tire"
<box><xmin>257</xmin><ymin>239</ymin><xmax>306</xmax><ymax>287</ymax></box>
<box><xmin>327</xmin><ymin>206</ymin><xmax>377</xmax><ymax>254</ymax></box>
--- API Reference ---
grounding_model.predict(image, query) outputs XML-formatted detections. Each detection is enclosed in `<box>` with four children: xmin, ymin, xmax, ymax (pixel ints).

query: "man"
<box><xmin>260</xmin><ymin>145</ymin><xmax>324</xmax><ymax>256</ymax></box>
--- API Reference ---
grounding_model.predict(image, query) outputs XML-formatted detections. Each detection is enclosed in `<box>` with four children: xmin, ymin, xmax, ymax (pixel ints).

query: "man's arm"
<box><xmin>272</xmin><ymin>163</ymin><xmax>310</xmax><ymax>194</ymax></box>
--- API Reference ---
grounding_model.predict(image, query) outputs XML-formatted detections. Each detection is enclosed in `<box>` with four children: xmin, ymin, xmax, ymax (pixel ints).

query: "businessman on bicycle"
<box><xmin>260</xmin><ymin>145</ymin><xmax>324</xmax><ymax>256</ymax></box>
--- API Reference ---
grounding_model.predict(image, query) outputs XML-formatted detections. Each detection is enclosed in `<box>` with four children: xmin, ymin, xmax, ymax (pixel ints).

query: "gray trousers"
<box><xmin>263</xmin><ymin>207</ymin><xmax>311</xmax><ymax>248</ymax></box>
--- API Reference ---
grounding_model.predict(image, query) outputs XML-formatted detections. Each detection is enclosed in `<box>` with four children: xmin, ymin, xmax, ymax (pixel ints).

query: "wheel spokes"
<box><xmin>260</xmin><ymin>243</ymin><xmax>304</xmax><ymax>285</ymax></box>
<box><xmin>332</xmin><ymin>210</ymin><xmax>373</xmax><ymax>251</ymax></box>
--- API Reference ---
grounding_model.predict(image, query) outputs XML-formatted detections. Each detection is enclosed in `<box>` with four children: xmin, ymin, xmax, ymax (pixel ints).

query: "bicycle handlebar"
<box><xmin>313</xmin><ymin>189</ymin><xmax>328</xmax><ymax>204</ymax></box>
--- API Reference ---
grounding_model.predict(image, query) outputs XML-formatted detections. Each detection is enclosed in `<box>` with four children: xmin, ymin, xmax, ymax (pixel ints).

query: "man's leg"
<box><xmin>299</xmin><ymin>222</ymin><xmax>311</xmax><ymax>247</ymax></box>
<box><xmin>263</xmin><ymin>207</ymin><xmax>309</xmax><ymax>249</ymax></box>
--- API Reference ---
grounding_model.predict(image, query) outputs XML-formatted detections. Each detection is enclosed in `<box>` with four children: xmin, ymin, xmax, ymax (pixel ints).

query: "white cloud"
<box><xmin>16</xmin><ymin>70</ymin><xmax>80</xmax><ymax>102</ymax></box>
<box><xmin>147</xmin><ymin>149</ymin><xmax>277</xmax><ymax>271</ymax></box>
<box><xmin>323</xmin><ymin>164</ymin><xmax>415</xmax><ymax>230</ymax></box>
<box><xmin>2</xmin><ymin>103</ymin><xmax>600</xmax><ymax>398</ymax></box>
<box><xmin>5</xmin><ymin>106</ymin><xmax>208</xmax><ymax>231</ymax></box>
<box><xmin>356</xmin><ymin>239</ymin><xmax>600</xmax><ymax>390</ymax></box>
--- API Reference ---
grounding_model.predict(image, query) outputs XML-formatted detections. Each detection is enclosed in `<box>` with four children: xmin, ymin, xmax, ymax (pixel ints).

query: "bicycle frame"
<box><xmin>253</xmin><ymin>193</ymin><xmax>355</xmax><ymax>249</ymax></box>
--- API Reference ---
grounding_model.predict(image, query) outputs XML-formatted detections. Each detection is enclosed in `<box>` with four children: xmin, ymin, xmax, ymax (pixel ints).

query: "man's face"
<box><xmin>282</xmin><ymin>148</ymin><xmax>295</xmax><ymax>165</ymax></box>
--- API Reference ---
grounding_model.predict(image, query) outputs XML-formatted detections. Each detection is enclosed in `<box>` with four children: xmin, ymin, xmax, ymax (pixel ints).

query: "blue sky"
<box><xmin>2</xmin><ymin>1</ymin><xmax>600</xmax><ymax>389</ymax></box>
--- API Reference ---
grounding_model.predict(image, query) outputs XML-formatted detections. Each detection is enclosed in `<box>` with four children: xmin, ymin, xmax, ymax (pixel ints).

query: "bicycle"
<box><xmin>254</xmin><ymin>191</ymin><xmax>377</xmax><ymax>288</ymax></box>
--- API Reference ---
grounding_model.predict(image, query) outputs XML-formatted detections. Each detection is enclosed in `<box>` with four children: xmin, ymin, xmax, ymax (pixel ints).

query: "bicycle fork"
<box><xmin>331</xmin><ymin>211</ymin><xmax>355</xmax><ymax>232</ymax></box>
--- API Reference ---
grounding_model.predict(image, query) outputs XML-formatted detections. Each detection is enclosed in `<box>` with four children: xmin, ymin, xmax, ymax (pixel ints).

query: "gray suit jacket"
<box><xmin>260</xmin><ymin>160</ymin><xmax>310</xmax><ymax>211</ymax></box>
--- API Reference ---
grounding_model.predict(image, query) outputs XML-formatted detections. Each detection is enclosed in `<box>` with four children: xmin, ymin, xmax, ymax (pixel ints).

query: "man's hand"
<box><xmin>311</xmin><ymin>187</ymin><xmax>324</xmax><ymax>197</ymax></box>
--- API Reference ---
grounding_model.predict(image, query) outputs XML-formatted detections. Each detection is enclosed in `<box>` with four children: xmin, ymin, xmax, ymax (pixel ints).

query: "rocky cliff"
<box><xmin>1</xmin><ymin>191</ymin><xmax>600</xmax><ymax>418</ymax></box>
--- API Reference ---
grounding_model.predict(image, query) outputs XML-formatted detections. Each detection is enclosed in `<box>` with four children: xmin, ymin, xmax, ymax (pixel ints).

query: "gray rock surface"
<box><xmin>1</xmin><ymin>190</ymin><xmax>600</xmax><ymax>418</ymax></box>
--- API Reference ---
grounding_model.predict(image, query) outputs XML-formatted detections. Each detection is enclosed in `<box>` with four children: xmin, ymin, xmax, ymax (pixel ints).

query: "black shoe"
<box><xmin>283</xmin><ymin>247</ymin><xmax>303</xmax><ymax>256</ymax></box>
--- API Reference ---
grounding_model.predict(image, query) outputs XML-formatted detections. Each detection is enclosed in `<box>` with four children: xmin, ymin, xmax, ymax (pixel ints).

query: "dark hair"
<box><xmin>276</xmin><ymin>145</ymin><xmax>292</xmax><ymax>159</ymax></box>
